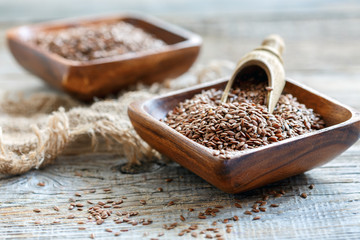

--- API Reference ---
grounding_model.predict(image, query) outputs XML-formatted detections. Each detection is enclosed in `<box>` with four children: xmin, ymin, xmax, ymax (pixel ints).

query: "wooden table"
<box><xmin>0</xmin><ymin>1</ymin><xmax>359</xmax><ymax>239</ymax></box>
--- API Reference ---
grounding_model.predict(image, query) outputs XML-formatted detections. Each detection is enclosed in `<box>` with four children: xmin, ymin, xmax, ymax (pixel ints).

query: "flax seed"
<box><xmin>33</xmin><ymin>209</ymin><xmax>41</xmax><ymax>213</ymax></box>
<box><xmin>205</xmin><ymin>234</ymin><xmax>213</xmax><ymax>238</ymax></box>
<box><xmin>270</xmin><ymin>204</ymin><xmax>279</xmax><ymax>207</ymax></box>
<box><xmin>309</xmin><ymin>184</ymin><xmax>315</xmax><ymax>189</ymax></box>
<box><xmin>140</xmin><ymin>200</ymin><xmax>147</xmax><ymax>205</ymax></box>
<box><xmin>75</xmin><ymin>192</ymin><xmax>82</xmax><ymax>197</ymax></box>
<box><xmin>114</xmin><ymin>232</ymin><xmax>120</xmax><ymax>236</ymax></box>
<box><xmin>226</xmin><ymin>228</ymin><xmax>232</xmax><ymax>233</ymax></box>
<box><xmin>300</xmin><ymin>193</ymin><xmax>308</xmax><ymax>198</ymax></box>
<box><xmin>165</xmin><ymin>178</ymin><xmax>173</xmax><ymax>182</ymax></box>
<box><xmin>234</xmin><ymin>202</ymin><xmax>242</xmax><ymax>208</ymax></box>
<box><xmin>157</xmin><ymin>187</ymin><xmax>163</xmax><ymax>192</ymax></box>
<box><xmin>37</xmin><ymin>182</ymin><xmax>45</xmax><ymax>187</ymax></box>
<box><xmin>167</xmin><ymin>201</ymin><xmax>175</xmax><ymax>206</ymax></box>
<box><xmin>253</xmin><ymin>216</ymin><xmax>261</xmax><ymax>220</ymax></box>
<box><xmin>199</xmin><ymin>215</ymin><xmax>207</xmax><ymax>219</ymax></box>
<box><xmin>163</xmin><ymin>83</ymin><xmax>324</xmax><ymax>154</ymax></box>
<box><xmin>90</xmin><ymin>233</ymin><xmax>95</xmax><ymax>239</ymax></box>
<box><xmin>233</xmin><ymin>215</ymin><xmax>239</xmax><ymax>221</ymax></box>
<box><xmin>180</xmin><ymin>215</ymin><xmax>185</xmax><ymax>221</ymax></box>
<box><xmin>191</xmin><ymin>232</ymin><xmax>198</xmax><ymax>238</ymax></box>
<box><xmin>53</xmin><ymin>206</ymin><xmax>59</xmax><ymax>211</ymax></box>
<box><xmin>244</xmin><ymin>211</ymin><xmax>252</xmax><ymax>215</ymax></box>
<box><xmin>67</xmin><ymin>215</ymin><xmax>75</xmax><ymax>219</ymax></box>
<box><xmin>105</xmin><ymin>228</ymin><xmax>112</xmax><ymax>233</ymax></box>
<box><xmin>78</xmin><ymin>227</ymin><xmax>86</xmax><ymax>230</ymax></box>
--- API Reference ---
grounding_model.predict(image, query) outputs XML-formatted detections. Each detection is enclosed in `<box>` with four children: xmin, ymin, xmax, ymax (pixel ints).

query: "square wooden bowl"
<box><xmin>7</xmin><ymin>13</ymin><xmax>202</xmax><ymax>100</ymax></box>
<box><xmin>128</xmin><ymin>78</ymin><xmax>360</xmax><ymax>193</ymax></box>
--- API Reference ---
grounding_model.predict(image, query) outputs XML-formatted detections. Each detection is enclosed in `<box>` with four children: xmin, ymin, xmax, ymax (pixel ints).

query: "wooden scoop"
<box><xmin>221</xmin><ymin>34</ymin><xmax>285</xmax><ymax>113</ymax></box>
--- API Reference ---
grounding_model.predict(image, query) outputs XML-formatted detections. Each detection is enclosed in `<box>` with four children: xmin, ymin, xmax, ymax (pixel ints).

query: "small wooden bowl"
<box><xmin>128</xmin><ymin>78</ymin><xmax>360</xmax><ymax>193</ymax></box>
<box><xmin>7</xmin><ymin>13</ymin><xmax>202</xmax><ymax>100</ymax></box>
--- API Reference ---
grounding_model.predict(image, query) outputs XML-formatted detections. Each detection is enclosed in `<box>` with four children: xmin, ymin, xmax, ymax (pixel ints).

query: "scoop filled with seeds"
<box><xmin>161</xmin><ymin>81</ymin><xmax>325</xmax><ymax>157</ymax></box>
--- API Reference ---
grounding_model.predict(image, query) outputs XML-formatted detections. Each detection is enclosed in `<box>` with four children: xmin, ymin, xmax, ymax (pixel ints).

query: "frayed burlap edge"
<box><xmin>0</xmin><ymin>60</ymin><xmax>235</xmax><ymax>175</ymax></box>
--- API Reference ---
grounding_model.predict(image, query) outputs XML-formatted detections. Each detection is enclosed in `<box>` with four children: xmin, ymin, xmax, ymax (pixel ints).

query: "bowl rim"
<box><xmin>134</xmin><ymin>77</ymin><xmax>360</xmax><ymax>160</ymax></box>
<box><xmin>6</xmin><ymin>12</ymin><xmax>202</xmax><ymax>67</ymax></box>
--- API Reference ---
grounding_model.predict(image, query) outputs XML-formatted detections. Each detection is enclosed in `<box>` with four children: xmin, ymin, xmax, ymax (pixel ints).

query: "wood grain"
<box><xmin>1</xmin><ymin>1</ymin><xmax>360</xmax><ymax>239</ymax></box>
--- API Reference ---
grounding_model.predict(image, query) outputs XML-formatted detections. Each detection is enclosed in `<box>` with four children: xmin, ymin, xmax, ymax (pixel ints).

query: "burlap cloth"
<box><xmin>0</xmin><ymin>61</ymin><xmax>234</xmax><ymax>175</ymax></box>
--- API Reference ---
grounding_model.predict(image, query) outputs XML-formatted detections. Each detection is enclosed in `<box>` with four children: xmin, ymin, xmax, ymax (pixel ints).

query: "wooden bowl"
<box><xmin>7</xmin><ymin>13</ymin><xmax>202</xmax><ymax>100</ymax></box>
<box><xmin>128</xmin><ymin>78</ymin><xmax>360</xmax><ymax>193</ymax></box>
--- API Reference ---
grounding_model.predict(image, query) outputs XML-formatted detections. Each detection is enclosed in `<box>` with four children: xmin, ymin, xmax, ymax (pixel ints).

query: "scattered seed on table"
<box><xmin>157</xmin><ymin>187</ymin><xmax>163</xmax><ymax>192</ymax></box>
<box><xmin>140</xmin><ymin>200</ymin><xmax>147</xmax><ymax>205</ymax></box>
<box><xmin>37</xmin><ymin>182</ymin><xmax>45</xmax><ymax>187</ymax></box>
<box><xmin>87</xmin><ymin>200</ymin><xmax>94</xmax><ymax>204</ymax></box>
<box><xmin>52</xmin><ymin>220</ymin><xmax>60</xmax><ymax>224</ymax></box>
<box><xmin>300</xmin><ymin>193</ymin><xmax>308</xmax><ymax>198</ymax></box>
<box><xmin>167</xmin><ymin>201</ymin><xmax>175</xmax><ymax>206</ymax></box>
<box><xmin>78</xmin><ymin>221</ymin><xmax>85</xmax><ymax>224</ymax></box>
<box><xmin>67</xmin><ymin>215</ymin><xmax>75</xmax><ymax>219</ymax></box>
<box><xmin>69</xmin><ymin>198</ymin><xmax>75</xmax><ymax>202</ymax></box>
<box><xmin>178</xmin><ymin>232</ymin><xmax>185</xmax><ymax>236</ymax></box>
<box><xmin>158</xmin><ymin>232</ymin><xmax>164</xmax><ymax>237</ymax></box>
<box><xmin>252</xmin><ymin>209</ymin><xmax>260</xmax><ymax>213</ymax></box>
<box><xmin>78</xmin><ymin>227</ymin><xmax>86</xmax><ymax>230</ymax></box>
<box><xmin>53</xmin><ymin>206</ymin><xmax>59</xmax><ymax>211</ymax></box>
<box><xmin>205</xmin><ymin>233</ymin><xmax>213</xmax><ymax>238</ymax></box>
<box><xmin>105</xmin><ymin>228</ymin><xmax>112</xmax><ymax>233</ymax></box>
<box><xmin>233</xmin><ymin>216</ymin><xmax>239</xmax><ymax>221</ymax></box>
<box><xmin>263</xmin><ymin>195</ymin><xmax>270</xmax><ymax>201</ymax></box>
<box><xmin>226</xmin><ymin>228</ymin><xmax>232</xmax><ymax>233</ymax></box>
<box><xmin>188</xmin><ymin>208</ymin><xmax>194</xmax><ymax>212</ymax></box>
<box><xmin>89</xmin><ymin>189</ymin><xmax>96</xmax><ymax>193</ymax></box>
<box><xmin>279</xmin><ymin>189</ymin><xmax>286</xmax><ymax>195</ymax></box>
<box><xmin>75</xmin><ymin>192</ymin><xmax>82</xmax><ymax>197</ymax></box>
<box><xmin>103</xmin><ymin>188</ymin><xmax>112</xmax><ymax>192</ymax></box>
<box><xmin>199</xmin><ymin>215</ymin><xmax>207</xmax><ymax>219</ymax></box>
<box><xmin>34</xmin><ymin>221</ymin><xmax>41</xmax><ymax>224</ymax></box>
<box><xmin>191</xmin><ymin>232</ymin><xmax>198</xmax><ymax>238</ymax></box>
<box><xmin>114</xmin><ymin>232</ymin><xmax>120</xmax><ymax>236</ymax></box>
<box><xmin>90</xmin><ymin>233</ymin><xmax>95</xmax><ymax>239</ymax></box>
<box><xmin>244</xmin><ymin>211</ymin><xmax>252</xmax><ymax>215</ymax></box>
<box><xmin>270</xmin><ymin>204</ymin><xmax>279</xmax><ymax>207</ymax></box>
<box><xmin>259</xmin><ymin>207</ymin><xmax>266</xmax><ymax>212</ymax></box>
<box><xmin>235</xmin><ymin>203</ymin><xmax>242</xmax><ymax>208</ymax></box>
<box><xmin>215</xmin><ymin>205</ymin><xmax>223</xmax><ymax>208</ymax></box>
<box><xmin>274</xmin><ymin>193</ymin><xmax>283</xmax><ymax>198</ymax></box>
<box><xmin>309</xmin><ymin>184</ymin><xmax>315</xmax><ymax>189</ymax></box>
<box><xmin>165</xmin><ymin>178</ymin><xmax>173</xmax><ymax>182</ymax></box>
<box><xmin>223</xmin><ymin>219</ymin><xmax>229</xmax><ymax>223</ymax></box>
<box><xmin>33</xmin><ymin>208</ymin><xmax>41</xmax><ymax>213</ymax></box>
<box><xmin>76</xmin><ymin>203</ymin><xmax>84</xmax><ymax>207</ymax></box>
<box><xmin>180</xmin><ymin>215</ymin><xmax>185</xmax><ymax>221</ymax></box>
<box><xmin>253</xmin><ymin>216</ymin><xmax>261</xmax><ymax>220</ymax></box>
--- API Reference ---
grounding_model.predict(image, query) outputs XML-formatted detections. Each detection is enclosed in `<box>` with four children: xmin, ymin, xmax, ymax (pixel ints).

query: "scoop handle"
<box><xmin>258</xmin><ymin>34</ymin><xmax>285</xmax><ymax>60</ymax></box>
